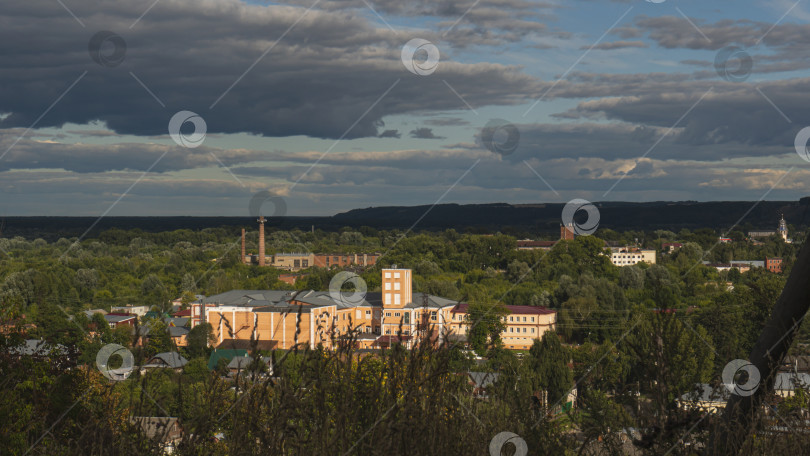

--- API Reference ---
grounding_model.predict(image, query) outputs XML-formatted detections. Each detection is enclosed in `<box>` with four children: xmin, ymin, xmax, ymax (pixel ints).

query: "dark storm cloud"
<box><xmin>0</xmin><ymin>130</ymin><xmax>269</xmax><ymax>173</ymax></box>
<box><xmin>378</xmin><ymin>129</ymin><xmax>401</xmax><ymax>138</ymax></box>
<box><xmin>409</xmin><ymin>127</ymin><xmax>445</xmax><ymax>139</ymax></box>
<box><xmin>276</xmin><ymin>0</ymin><xmax>565</xmax><ymax>46</ymax></box>
<box><xmin>0</xmin><ymin>0</ymin><xmax>540</xmax><ymax>140</ymax></box>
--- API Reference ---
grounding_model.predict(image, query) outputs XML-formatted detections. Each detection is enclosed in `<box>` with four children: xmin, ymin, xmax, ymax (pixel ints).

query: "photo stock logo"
<box><xmin>481</xmin><ymin>119</ymin><xmax>520</xmax><ymax>156</ymax></box>
<box><xmin>715</xmin><ymin>46</ymin><xmax>753</xmax><ymax>83</ymax></box>
<box><xmin>248</xmin><ymin>190</ymin><xmax>288</xmax><ymax>218</ymax></box>
<box><xmin>329</xmin><ymin>271</ymin><xmax>368</xmax><ymax>307</ymax></box>
<box><xmin>794</xmin><ymin>127</ymin><xmax>810</xmax><ymax>163</ymax></box>
<box><xmin>489</xmin><ymin>431</ymin><xmax>528</xmax><ymax>456</ymax></box>
<box><xmin>722</xmin><ymin>359</ymin><xmax>761</xmax><ymax>397</ymax></box>
<box><xmin>561</xmin><ymin>199</ymin><xmax>600</xmax><ymax>236</ymax></box>
<box><xmin>168</xmin><ymin>110</ymin><xmax>207</xmax><ymax>148</ymax></box>
<box><xmin>96</xmin><ymin>343</ymin><xmax>135</xmax><ymax>381</ymax></box>
<box><xmin>401</xmin><ymin>38</ymin><xmax>440</xmax><ymax>76</ymax></box>
<box><xmin>88</xmin><ymin>31</ymin><xmax>127</xmax><ymax>68</ymax></box>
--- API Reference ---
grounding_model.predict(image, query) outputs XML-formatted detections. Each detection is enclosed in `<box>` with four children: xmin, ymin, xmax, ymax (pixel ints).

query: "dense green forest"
<box><xmin>1</xmin><ymin>226</ymin><xmax>808</xmax><ymax>455</ymax></box>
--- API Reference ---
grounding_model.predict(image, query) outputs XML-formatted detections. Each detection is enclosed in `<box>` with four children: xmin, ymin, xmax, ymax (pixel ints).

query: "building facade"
<box><xmin>191</xmin><ymin>268</ymin><xmax>557</xmax><ymax>351</ymax></box>
<box><xmin>609</xmin><ymin>246</ymin><xmax>657</xmax><ymax>267</ymax></box>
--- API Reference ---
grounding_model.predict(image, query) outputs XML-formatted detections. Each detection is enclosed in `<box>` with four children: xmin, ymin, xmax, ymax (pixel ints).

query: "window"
<box><xmin>386</xmin><ymin>312</ymin><xmax>391</xmax><ymax>317</ymax></box>
<box><xmin>394</xmin><ymin>294</ymin><xmax>401</xmax><ymax>305</ymax></box>
<box><xmin>509</xmin><ymin>316</ymin><xmax>513</xmax><ymax>322</ymax></box>
<box><xmin>394</xmin><ymin>272</ymin><xmax>400</xmax><ymax>279</ymax></box>
<box><xmin>385</xmin><ymin>282</ymin><xmax>391</xmax><ymax>290</ymax></box>
<box><xmin>404</xmin><ymin>313</ymin><xmax>410</xmax><ymax>324</ymax></box>
<box><xmin>366</xmin><ymin>310</ymin><xmax>371</xmax><ymax>316</ymax></box>
<box><xmin>523</xmin><ymin>328</ymin><xmax>527</xmax><ymax>333</ymax></box>
<box><xmin>385</xmin><ymin>272</ymin><xmax>391</xmax><ymax>278</ymax></box>
<box><xmin>523</xmin><ymin>316</ymin><xmax>527</xmax><ymax>322</ymax></box>
<box><xmin>334</xmin><ymin>256</ymin><xmax>339</xmax><ymax>262</ymax></box>
<box><xmin>510</xmin><ymin>327</ymin><xmax>513</xmax><ymax>333</ymax></box>
<box><xmin>394</xmin><ymin>312</ymin><xmax>400</xmax><ymax>317</ymax></box>
<box><xmin>385</xmin><ymin>329</ymin><xmax>391</xmax><ymax>335</ymax></box>
<box><xmin>531</xmin><ymin>328</ymin><xmax>535</xmax><ymax>333</ymax></box>
<box><xmin>366</xmin><ymin>326</ymin><xmax>371</xmax><ymax>332</ymax></box>
<box><xmin>302</xmin><ymin>260</ymin><xmax>308</xmax><ymax>267</ymax></box>
<box><xmin>431</xmin><ymin>311</ymin><xmax>437</xmax><ymax>321</ymax></box>
<box><xmin>356</xmin><ymin>310</ymin><xmax>361</xmax><ymax>319</ymax></box>
<box><xmin>294</xmin><ymin>259</ymin><xmax>300</xmax><ymax>267</ymax></box>
<box><xmin>394</xmin><ymin>282</ymin><xmax>401</xmax><ymax>291</ymax></box>
<box><xmin>531</xmin><ymin>317</ymin><xmax>535</xmax><ymax>322</ymax></box>
<box><xmin>385</xmin><ymin>293</ymin><xmax>391</xmax><ymax>305</ymax></box>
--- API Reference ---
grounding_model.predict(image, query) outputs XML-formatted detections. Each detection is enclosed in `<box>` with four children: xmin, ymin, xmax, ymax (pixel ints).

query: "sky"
<box><xmin>2</xmin><ymin>0</ymin><xmax>810</xmax><ymax>216</ymax></box>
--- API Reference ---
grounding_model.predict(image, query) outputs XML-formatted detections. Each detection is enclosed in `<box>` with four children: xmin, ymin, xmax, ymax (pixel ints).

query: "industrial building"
<box><xmin>190</xmin><ymin>268</ymin><xmax>557</xmax><ymax>351</ymax></box>
<box><xmin>240</xmin><ymin>218</ymin><xmax>379</xmax><ymax>271</ymax></box>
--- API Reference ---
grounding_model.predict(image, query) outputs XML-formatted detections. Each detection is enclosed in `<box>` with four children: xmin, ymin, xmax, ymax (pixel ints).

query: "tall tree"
<box><xmin>529</xmin><ymin>331</ymin><xmax>573</xmax><ymax>406</ymax></box>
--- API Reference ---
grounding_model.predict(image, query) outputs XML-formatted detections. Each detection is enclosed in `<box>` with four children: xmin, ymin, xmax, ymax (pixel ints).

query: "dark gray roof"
<box><xmin>202</xmin><ymin>289</ymin><xmax>461</xmax><ymax>312</ymax></box>
<box><xmin>227</xmin><ymin>355</ymin><xmax>271</xmax><ymax>370</ymax></box>
<box><xmin>145</xmin><ymin>352</ymin><xmax>188</xmax><ymax>369</ymax></box>
<box><xmin>168</xmin><ymin>326</ymin><xmax>189</xmax><ymax>337</ymax></box>
<box><xmin>468</xmin><ymin>371</ymin><xmax>499</xmax><ymax>389</ymax></box>
<box><xmin>774</xmin><ymin>372</ymin><xmax>810</xmax><ymax>391</ymax></box>
<box><xmin>105</xmin><ymin>314</ymin><xmax>136</xmax><ymax>323</ymax></box>
<box><xmin>8</xmin><ymin>339</ymin><xmax>68</xmax><ymax>356</ymax></box>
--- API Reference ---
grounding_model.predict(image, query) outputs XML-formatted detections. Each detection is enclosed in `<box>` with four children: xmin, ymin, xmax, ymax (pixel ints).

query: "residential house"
<box><xmin>142</xmin><ymin>352</ymin><xmax>188</xmax><ymax>373</ymax></box>
<box><xmin>104</xmin><ymin>313</ymin><xmax>137</xmax><ymax>329</ymax></box>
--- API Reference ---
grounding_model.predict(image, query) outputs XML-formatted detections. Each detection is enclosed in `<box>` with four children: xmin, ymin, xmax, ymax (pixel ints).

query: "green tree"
<box><xmin>466</xmin><ymin>302</ymin><xmax>507</xmax><ymax>356</ymax></box>
<box><xmin>529</xmin><ymin>331</ymin><xmax>573</xmax><ymax>405</ymax></box>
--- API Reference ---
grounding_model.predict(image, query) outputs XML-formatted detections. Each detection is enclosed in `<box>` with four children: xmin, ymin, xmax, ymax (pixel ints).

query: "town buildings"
<box><xmin>191</xmin><ymin>268</ymin><xmax>557</xmax><ymax>351</ymax></box>
<box><xmin>748</xmin><ymin>214</ymin><xmax>790</xmax><ymax>243</ymax></box>
<box><xmin>609</xmin><ymin>246</ymin><xmax>657</xmax><ymax>267</ymax></box>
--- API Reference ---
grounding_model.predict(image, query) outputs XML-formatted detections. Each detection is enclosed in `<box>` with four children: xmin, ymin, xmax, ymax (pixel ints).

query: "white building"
<box><xmin>609</xmin><ymin>246</ymin><xmax>656</xmax><ymax>267</ymax></box>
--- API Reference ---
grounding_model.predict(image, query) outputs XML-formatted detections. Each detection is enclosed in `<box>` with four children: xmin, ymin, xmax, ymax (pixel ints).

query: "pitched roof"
<box><xmin>773</xmin><ymin>372</ymin><xmax>810</xmax><ymax>391</ymax></box>
<box><xmin>145</xmin><ymin>352</ymin><xmax>188</xmax><ymax>369</ymax></box>
<box><xmin>227</xmin><ymin>355</ymin><xmax>272</xmax><ymax>370</ymax></box>
<box><xmin>208</xmin><ymin>349</ymin><xmax>248</xmax><ymax>370</ymax></box>
<box><xmin>8</xmin><ymin>339</ymin><xmax>68</xmax><ymax>356</ymax></box>
<box><xmin>468</xmin><ymin>371</ymin><xmax>499</xmax><ymax>389</ymax></box>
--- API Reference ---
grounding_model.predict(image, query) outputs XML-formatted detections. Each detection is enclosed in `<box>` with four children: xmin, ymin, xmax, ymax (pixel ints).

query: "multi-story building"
<box><xmin>191</xmin><ymin>268</ymin><xmax>557</xmax><ymax>351</ymax></box>
<box><xmin>766</xmin><ymin>257</ymin><xmax>784</xmax><ymax>273</ymax></box>
<box><xmin>609</xmin><ymin>246</ymin><xmax>656</xmax><ymax>267</ymax></box>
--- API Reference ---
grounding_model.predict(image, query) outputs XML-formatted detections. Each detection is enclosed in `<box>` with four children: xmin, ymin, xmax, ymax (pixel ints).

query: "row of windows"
<box><xmin>383</xmin><ymin>282</ymin><xmax>401</xmax><ymax>291</ymax></box>
<box><xmin>383</xmin><ymin>293</ymin><xmax>402</xmax><ymax>305</ymax></box>
<box><xmin>384</xmin><ymin>272</ymin><xmax>402</xmax><ymax>279</ymax></box>
<box><xmin>506</xmin><ymin>327</ymin><xmax>535</xmax><ymax>333</ymax></box>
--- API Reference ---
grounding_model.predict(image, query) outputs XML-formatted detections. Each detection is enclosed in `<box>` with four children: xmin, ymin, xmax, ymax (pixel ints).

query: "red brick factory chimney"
<box><xmin>241</xmin><ymin>228</ymin><xmax>246</xmax><ymax>264</ymax></box>
<box><xmin>258</xmin><ymin>216</ymin><xmax>266</xmax><ymax>266</ymax></box>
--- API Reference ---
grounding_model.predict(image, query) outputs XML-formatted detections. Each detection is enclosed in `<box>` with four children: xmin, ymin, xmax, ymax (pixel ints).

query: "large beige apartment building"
<box><xmin>191</xmin><ymin>268</ymin><xmax>556</xmax><ymax>350</ymax></box>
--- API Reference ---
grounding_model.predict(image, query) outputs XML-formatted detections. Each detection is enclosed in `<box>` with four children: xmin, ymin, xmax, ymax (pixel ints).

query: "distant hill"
<box><xmin>3</xmin><ymin>198</ymin><xmax>810</xmax><ymax>240</ymax></box>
